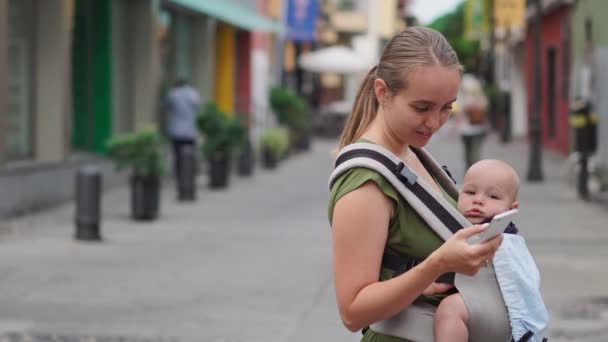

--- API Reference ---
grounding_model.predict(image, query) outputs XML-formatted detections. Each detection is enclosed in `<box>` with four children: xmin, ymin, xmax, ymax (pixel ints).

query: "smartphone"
<box><xmin>467</xmin><ymin>208</ymin><xmax>519</xmax><ymax>245</ymax></box>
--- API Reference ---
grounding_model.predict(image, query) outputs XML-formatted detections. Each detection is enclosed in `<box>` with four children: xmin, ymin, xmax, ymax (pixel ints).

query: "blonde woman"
<box><xmin>328</xmin><ymin>27</ymin><xmax>505</xmax><ymax>341</ymax></box>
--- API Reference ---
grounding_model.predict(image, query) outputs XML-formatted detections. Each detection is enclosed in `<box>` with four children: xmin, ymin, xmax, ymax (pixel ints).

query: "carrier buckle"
<box><xmin>395</xmin><ymin>162</ymin><xmax>418</xmax><ymax>186</ymax></box>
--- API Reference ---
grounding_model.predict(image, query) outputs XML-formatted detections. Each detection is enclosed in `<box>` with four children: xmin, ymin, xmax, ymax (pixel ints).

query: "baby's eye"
<box><xmin>489</xmin><ymin>194</ymin><xmax>500</xmax><ymax>199</ymax></box>
<box><xmin>465</xmin><ymin>190</ymin><xmax>475</xmax><ymax>195</ymax></box>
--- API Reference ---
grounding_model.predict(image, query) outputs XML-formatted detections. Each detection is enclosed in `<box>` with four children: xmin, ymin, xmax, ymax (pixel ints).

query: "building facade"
<box><xmin>0</xmin><ymin>0</ymin><xmax>281</xmax><ymax>218</ymax></box>
<box><xmin>524</xmin><ymin>2</ymin><xmax>572</xmax><ymax>155</ymax></box>
<box><xmin>570</xmin><ymin>0</ymin><xmax>608</xmax><ymax>183</ymax></box>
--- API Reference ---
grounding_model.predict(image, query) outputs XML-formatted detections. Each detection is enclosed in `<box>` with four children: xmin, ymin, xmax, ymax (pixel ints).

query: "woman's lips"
<box><xmin>416</xmin><ymin>131</ymin><xmax>433</xmax><ymax>139</ymax></box>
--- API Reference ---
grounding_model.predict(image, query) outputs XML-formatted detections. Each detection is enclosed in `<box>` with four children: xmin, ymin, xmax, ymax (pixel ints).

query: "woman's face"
<box><xmin>375</xmin><ymin>65</ymin><xmax>461</xmax><ymax>148</ymax></box>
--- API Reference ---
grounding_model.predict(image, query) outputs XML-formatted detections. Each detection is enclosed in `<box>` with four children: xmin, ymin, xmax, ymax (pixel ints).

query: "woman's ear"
<box><xmin>373</xmin><ymin>78</ymin><xmax>388</xmax><ymax>104</ymax></box>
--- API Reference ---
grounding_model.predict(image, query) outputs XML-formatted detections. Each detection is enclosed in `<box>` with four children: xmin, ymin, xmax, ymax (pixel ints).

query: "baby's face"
<box><xmin>457</xmin><ymin>162</ymin><xmax>518</xmax><ymax>224</ymax></box>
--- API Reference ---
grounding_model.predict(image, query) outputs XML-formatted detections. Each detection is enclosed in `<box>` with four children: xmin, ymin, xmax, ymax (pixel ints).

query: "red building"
<box><xmin>524</xmin><ymin>3</ymin><xmax>572</xmax><ymax>155</ymax></box>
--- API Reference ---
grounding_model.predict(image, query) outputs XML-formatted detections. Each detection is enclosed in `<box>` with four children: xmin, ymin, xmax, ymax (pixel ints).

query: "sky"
<box><xmin>409</xmin><ymin>0</ymin><xmax>465</xmax><ymax>25</ymax></box>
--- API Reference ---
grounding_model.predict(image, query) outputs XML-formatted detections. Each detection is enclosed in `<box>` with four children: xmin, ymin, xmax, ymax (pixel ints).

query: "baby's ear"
<box><xmin>512</xmin><ymin>201</ymin><xmax>519</xmax><ymax>209</ymax></box>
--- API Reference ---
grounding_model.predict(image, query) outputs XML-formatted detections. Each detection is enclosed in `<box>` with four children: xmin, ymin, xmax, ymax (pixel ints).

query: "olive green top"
<box><xmin>328</xmin><ymin>145</ymin><xmax>458</xmax><ymax>342</ymax></box>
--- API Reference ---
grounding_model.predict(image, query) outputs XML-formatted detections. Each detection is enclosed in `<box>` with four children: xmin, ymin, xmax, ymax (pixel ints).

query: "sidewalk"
<box><xmin>0</xmin><ymin>128</ymin><xmax>606</xmax><ymax>341</ymax></box>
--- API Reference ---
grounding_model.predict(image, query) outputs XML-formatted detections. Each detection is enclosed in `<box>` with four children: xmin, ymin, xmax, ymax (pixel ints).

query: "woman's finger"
<box><xmin>473</xmin><ymin>234</ymin><xmax>503</xmax><ymax>255</ymax></box>
<box><xmin>456</xmin><ymin>224</ymin><xmax>489</xmax><ymax>239</ymax></box>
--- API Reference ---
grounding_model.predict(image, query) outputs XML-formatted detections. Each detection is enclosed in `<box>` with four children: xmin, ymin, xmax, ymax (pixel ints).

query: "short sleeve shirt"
<box><xmin>328</xmin><ymin>149</ymin><xmax>458</xmax><ymax>342</ymax></box>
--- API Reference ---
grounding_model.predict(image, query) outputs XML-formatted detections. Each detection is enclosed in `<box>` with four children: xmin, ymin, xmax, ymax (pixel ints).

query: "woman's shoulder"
<box><xmin>328</xmin><ymin>167</ymin><xmax>400</xmax><ymax>221</ymax></box>
<box><xmin>330</xmin><ymin>167</ymin><xmax>399</xmax><ymax>201</ymax></box>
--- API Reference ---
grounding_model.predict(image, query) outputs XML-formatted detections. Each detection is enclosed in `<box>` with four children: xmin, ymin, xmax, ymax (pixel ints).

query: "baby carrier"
<box><xmin>329</xmin><ymin>142</ymin><xmax>548</xmax><ymax>342</ymax></box>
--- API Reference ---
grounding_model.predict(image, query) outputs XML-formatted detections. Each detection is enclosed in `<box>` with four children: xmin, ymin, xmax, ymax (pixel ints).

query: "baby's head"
<box><xmin>457</xmin><ymin>159</ymin><xmax>520</xmax><ymax>224</ymax></box>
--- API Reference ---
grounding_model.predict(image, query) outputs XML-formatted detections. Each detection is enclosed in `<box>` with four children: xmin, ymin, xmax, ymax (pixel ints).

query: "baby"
<box><xmin>435</xmin><ymin>159</ymin><xmax>520</xmax><ymax>341</ymax></box>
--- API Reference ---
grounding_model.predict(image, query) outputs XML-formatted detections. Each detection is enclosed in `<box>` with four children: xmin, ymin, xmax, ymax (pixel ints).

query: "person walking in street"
<box><xmin>455</xmin><ymin>74</ymin><xmax>489</xmax><ymax>169</ymax></box>
<box><xmin>328</xmin><ymin>27</ymin><xmax>505</xmax><ymax>341</ymax></box>
<box><xmin>164</xmin><ymin>79</ymin><xmax>201</xmax><ymax>178</ymax></box>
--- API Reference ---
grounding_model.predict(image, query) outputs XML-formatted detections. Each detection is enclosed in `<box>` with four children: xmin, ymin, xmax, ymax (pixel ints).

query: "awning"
<box><xmin>298</xmin><ymin>46</ymin><xmax>373</xmax><ymax>74</ymax></box>
<box><xmin>168</xmin><ymin>0</ymin><xmax>283</xmax><ymax>33</ymax></box>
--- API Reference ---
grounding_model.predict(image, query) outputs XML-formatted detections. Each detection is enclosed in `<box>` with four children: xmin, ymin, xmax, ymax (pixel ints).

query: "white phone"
<box><xmin>467</xmin><ymin>208</ymin><xmax>518</xmax><ymax>245</ymax></box>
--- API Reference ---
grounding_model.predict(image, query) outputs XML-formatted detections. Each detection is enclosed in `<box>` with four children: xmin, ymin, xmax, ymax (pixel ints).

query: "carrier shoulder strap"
<box><xmin>329</xmin><ymin>142</ymin><xmax>470</xmax><ymax>241</ymax></box>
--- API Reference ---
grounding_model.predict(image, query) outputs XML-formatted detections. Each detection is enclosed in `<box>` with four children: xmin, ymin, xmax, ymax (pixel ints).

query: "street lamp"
<box><xmin>527</xmin><ymin>0</ymin><xmax>544</xmax><ymax>182</ymax></box>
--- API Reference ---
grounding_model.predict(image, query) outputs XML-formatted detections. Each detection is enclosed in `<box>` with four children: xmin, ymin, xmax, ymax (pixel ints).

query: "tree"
<box><xmin>428</xmin><ymin>2</ymin><xmax>481</xmax><ymax>74</ymax></box>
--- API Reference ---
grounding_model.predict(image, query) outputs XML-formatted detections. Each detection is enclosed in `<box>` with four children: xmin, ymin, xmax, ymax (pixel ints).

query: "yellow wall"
<box><xmin>377</xmin><ymin>0</ymin><xmax>397</xmax><ymax>38</ymax></box>
<box><xmin>214</xmin><ymin>23</ymin><xmax>234</xmax><ymax>115</ymax></box>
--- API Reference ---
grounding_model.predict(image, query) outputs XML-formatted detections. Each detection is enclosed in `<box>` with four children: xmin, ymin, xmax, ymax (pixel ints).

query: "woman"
<box><xmin>328</xmin><ymin>27</ymin><xmax>503</xmax><ymax>341</ymax></box>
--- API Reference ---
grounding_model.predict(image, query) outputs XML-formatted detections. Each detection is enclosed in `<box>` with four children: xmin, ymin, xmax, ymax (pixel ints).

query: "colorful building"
<box><xmin>570</xmin><ymin>0</ymin><xmax>608</xmax><ymax>185</ymax></box>
<box><xmin>0</xmin><ymin>0</ymin><xmax>281</xmax><ymax>218</ymax></box>
<box><xmin>524</xmin><ymin>1</ymin><xmax>572</xmax><ymax>155</ymax></box>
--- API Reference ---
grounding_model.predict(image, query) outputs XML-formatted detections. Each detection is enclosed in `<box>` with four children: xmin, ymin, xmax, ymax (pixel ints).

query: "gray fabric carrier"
<box><xmin>329</xmin><ymin>142</ymin><xmax>511</xmax><ymax>342</ymax></box>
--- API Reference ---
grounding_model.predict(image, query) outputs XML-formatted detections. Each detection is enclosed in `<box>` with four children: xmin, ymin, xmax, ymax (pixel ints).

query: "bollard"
<box><xmin>238</xmin><ymin>137</ymin><xmax>254</xmax><ymax>177</ymax></box>
<box><xmin>74</xmin><ymin>166</ymin><xmax>102</xmax><ymax>241</ymax></box>
<box><xmin>177</xmin><ymin>145</ymin><xmax>196</xmax><ymax>201</ymax></box>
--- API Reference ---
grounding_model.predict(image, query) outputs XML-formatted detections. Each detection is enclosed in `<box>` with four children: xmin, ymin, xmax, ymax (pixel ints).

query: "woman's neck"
<box><xmin>361</xmin><ymin>117</ymin><xmax>409</xmax><ymax>157</ymax></box>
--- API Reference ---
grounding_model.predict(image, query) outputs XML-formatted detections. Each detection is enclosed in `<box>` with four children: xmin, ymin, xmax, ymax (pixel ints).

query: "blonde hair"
<box><xmin>338</xmin><ymin>26</ymin><xmax>461</xmax><ymax>149</ymax></box>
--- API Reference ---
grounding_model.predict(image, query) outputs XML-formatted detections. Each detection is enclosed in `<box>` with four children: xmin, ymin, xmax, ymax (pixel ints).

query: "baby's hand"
<box><xmin>423</xmin><ymin>282</ymin><xmax>454</xmax><ymax>296</ymax></box>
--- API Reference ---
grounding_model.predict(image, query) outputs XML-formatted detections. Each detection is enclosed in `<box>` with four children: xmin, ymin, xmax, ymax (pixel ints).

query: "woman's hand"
<box><xmin>430</xmin><ymin>224</ymin><xmax>502</xmax><ymax>276</ymax></box>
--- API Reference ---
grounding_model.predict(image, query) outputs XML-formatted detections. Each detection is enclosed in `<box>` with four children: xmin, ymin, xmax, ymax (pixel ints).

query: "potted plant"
<box><xmin>106</xmin><ymin>126</ymin><xmax>165</xmax><ymax>221</ymax></box>
<box><xmin>269</xmin><ymin>87</ymin><xmax>313</xmax><ymax>152</ymax></box>
<box><xmin>197</xmin><ymin>102</ymin><xmax>245</xmax><ymax>188</ymax></box>
<box><xmin>259</xmin><ymin>127</ymin><xmax>289</xmax><ymax>170</ymax></box>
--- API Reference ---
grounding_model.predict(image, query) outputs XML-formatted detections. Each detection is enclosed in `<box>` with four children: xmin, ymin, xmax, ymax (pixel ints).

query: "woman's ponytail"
<box><xmin>338</xmin><ymin>66</ymin><xmax>379</xmax><ymax>149</ymax></box>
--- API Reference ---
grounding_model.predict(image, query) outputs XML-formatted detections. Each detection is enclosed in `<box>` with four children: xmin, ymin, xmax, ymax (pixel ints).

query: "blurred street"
<box><xmin>0</xmin><ymin>125</ymin><xmax>606</xmax><ymax>341</ymax></box>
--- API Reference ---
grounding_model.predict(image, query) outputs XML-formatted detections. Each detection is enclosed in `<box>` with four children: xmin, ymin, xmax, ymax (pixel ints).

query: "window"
<box><xmin>6</xmin><ymin>0</ymin><xmax>34</xmax><ymax>160</ymax></box>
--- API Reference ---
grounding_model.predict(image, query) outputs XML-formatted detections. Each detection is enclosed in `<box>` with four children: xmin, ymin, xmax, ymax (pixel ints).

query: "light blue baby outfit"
<box><xmin>494</xmin><ymin>234</ymin><xmax>550</xmax><ymax>342</ymax></box>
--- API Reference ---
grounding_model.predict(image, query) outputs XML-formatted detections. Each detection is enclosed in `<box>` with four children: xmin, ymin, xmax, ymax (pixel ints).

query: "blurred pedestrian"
<box><xmin>164</xmin><ymin>79</ymin><xmax>200</xmax><ymax>178</ymax></box>
<box><xmin>455</xmin><ymin>74</ymin><xmax>489</xmax><ymax>169</ymax></box>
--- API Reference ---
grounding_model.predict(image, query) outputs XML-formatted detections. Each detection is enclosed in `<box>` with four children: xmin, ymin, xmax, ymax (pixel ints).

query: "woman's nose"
<box><xmin>425</xmin><ymin>111</ymin><xmax>442</xmax><ymax>130</ymax></box>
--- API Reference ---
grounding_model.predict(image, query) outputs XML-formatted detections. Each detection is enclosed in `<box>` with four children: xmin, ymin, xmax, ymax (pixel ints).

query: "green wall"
<box><xmin>571</xmin><ymin>0</ymin><xmax>608</xmax><ymax>97</ymax></box>
<box><xmin>72</xmin><ymin>0</ymin><xmax>112</xmax><ymax>153</ymax></box>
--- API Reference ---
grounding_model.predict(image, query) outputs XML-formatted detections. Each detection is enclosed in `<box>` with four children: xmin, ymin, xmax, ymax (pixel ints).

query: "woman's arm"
<box><xmin>332</xmin><ymin>181</ymin><xmax>501</xmax><ymax>332</ymax></box>
<box><xmin>332</xmin><ymin>181</ymin><xmax>445</xmax><ymax>331</ymax></box>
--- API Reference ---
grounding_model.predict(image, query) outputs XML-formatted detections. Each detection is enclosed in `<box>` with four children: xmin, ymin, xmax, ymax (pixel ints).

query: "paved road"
<box><xmin>0</xmin><ymin>126</ymin><xmax>606</xmax><ymax>341</ymax></box>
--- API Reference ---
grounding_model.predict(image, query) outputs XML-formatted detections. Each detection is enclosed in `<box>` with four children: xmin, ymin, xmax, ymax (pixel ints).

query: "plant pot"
<box><xmin>262</xmin><ymin>148</ymin><xmax>278</xmax><ymax>170</ymax></box>
<box><xmin>208</xmin><ymin>152</ymin><xmax>231</xmax><ymax>189</ymax></box>
<box><xmin>130</xmin><ymin>174</ymin><xmax>160</xmax><ymax>221</ymax></box>
<box><xmin>293</xmin><ymin>131</ymin><xmax>312</xmax><ymax>151</ymax></box>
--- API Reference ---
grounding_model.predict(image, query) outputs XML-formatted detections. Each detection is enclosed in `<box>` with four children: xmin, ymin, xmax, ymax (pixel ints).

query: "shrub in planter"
<box><xmin>197</xmin><ymin>102</ymin><xmax>245</xmax><ymax>188</ymax></box>
<box><xmin>106</xmin><ymin>126</ymin><xmax>165</xmax><ymax>221</ymax></box>
<box><xmin>269</xmin><ymin>87</ymin><xmax>312</xmax><ymax>152</ymax></box>
<box><xmin>259</xmin><ymin>127</ymin><xmax>289</xmax><ymax>170</ymax></box>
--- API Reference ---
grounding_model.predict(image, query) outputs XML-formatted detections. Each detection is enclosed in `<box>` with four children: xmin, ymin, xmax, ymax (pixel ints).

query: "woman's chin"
<box><xmin>409</xmin><ymin>140</ymin><xmax>430</xmax><ymax>149</ymax></box>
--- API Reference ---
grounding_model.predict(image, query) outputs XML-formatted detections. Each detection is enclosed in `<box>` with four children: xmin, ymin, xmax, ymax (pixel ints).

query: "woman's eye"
<box><xmin>413</xmin><ymin>106</ymin><xmax>430</xmax><ymax>112</ymax></box>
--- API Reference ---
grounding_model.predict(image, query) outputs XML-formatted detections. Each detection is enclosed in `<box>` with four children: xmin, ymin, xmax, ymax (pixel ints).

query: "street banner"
<box><xmin>286</xmin><ymin>0</ymin><xmax>320</xmax><ymax>42</ymax></box>
<box><xmin>494</xmin><ymin>0</ymin><xmax>526</xmax><ymax>30</ymax></box>
<box><xmin>464</xmin><ymin>0</ymin><xmax>490</xmax><ymax>41</ymax></box>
